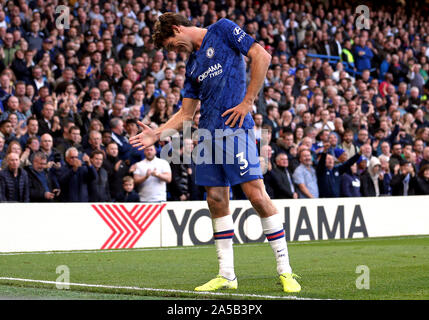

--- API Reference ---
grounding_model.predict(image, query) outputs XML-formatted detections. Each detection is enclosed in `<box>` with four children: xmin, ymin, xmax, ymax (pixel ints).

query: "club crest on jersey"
<box><xmin>233</xmin><ymin>26</ymin><xmax>246</xmax><ymax>42</ymax></box>
<box><xmin>233</xmin><ymin>27</ymin><xmax>242</xmax><ymax>35</ymax></box>
<box><xmin>206</xmin><ymin>47</ymin><xmax>215</xmax><ymax>58</ymax></box>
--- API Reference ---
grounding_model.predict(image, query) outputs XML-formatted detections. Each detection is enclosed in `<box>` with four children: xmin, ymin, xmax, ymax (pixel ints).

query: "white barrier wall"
<box><xmin>0</xmin><ymin>196</ymin><xmax>428</xmax><ymax>252</ymax></box>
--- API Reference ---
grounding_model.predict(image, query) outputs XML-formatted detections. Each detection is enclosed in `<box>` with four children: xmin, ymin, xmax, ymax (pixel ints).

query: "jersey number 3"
<box><xmin>236</xmin><ymin>152</ymin><xmax>249</xmax><ymax>170</ymax></box>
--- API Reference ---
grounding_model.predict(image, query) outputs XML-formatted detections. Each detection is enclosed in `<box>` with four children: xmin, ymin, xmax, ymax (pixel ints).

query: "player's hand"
<box><xmin>222</xmin><ymin>101</ymin><xmax>252</xmax><ymax>128</ymax></box>
<box><xmin>130</xmin><ymin>121</ymin><xmax>159</xmax><ymax>150</ymax></box>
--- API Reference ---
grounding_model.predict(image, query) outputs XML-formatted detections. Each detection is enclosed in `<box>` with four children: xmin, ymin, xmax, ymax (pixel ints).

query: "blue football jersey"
<box><xmin>183</xmin><ymin>18</ymin><xmax>256</xmax><ymax>136</ymax></box>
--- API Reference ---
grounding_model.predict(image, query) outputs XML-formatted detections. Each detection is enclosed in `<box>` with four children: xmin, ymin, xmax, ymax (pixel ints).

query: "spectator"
<box><xmin>353</xmin><ymin>37</ymin><xmax>374</xmax><ymax>73</ymax></box>
<box><xmin>25</xmin><ymin>20</ymin><xmax>44</xmax><ymax>51</ymax></box>
<box><xmin>84</xmin><ymin>130</ymin><xmax>105</xmax><ymax>157</ymax></box>
<box><xmin>270</xmin><ymin>153</ymin><xmax>298</xmax><ymax>199</ymax></box>
<box><xmin>316</xmin><ymin>142</ymin><xmax>361</xmax><ymax>198</ymax></box>
<box><xmin>340</xmin><ymin>163</ymin><xmax>361</xmax><ymax>197</ymax></box>
<box><xmin>0</xmin><ymin>95</ymin><xmax>26</xmax><ymax>122</ymax></box>
<box><xmin>133</xmin><ymin>145</ymin><xmax>171</xmax><ymax>202</ymax></box>
<box><xmin>259</xmin><ymin>155</ymin><xmax>275</xmax><ymax>199</ymax></box>
<box><xmin>88</xmin><ymin>150</ymin><xmax>111</xmax><ymax>202</ymax></box>
<box><xmin>0</xmin><ymin>152</ymin><xmax>30</xmax><ymax>202</ymax></box>
<box><xmin>115</xmin><ymin>176</ymin><xmax>140</xmax><ymax>202</ymax></box>
<box><xmin>253</xmin><ymin>113</ymin><xmax>264</xmax><ymax>141</ymax></box>
<box><xmin>379</xmin><ymin>154</ymin><xmax>393</xmax><ymax>196</ymax></box>
<box><xmin>1</xmin><ymin>33</ymin><xmax>18</xmax><ymax>67</ymax></box>
<box><xmin>102</xmin><ymin>141</ymin><xmax>132</xmax><ymax>201</ymax></box>
<box><xmin>0</xmin><ymin>120</ymin><xmax>15</xmax><ymax>145</ymax></box>
<box><xmin>19</xmin><ymin>116</ymin><xmax>39</xmax><ymax>149</ymax></box>
<box><xmin>276</xmin><ymin>130</ymin><xmax>295</xmax><ymax>158</ymax></box>
<box><xmin>292</xmin><ymin>149</ymin><xmax>319</xmax><ymax>198</ymax></box>
<box><xmin>40</xmin><ymin>133</ymin><xmax>62</xmax><ymax>165</ymax></box>
<box><xmin>389</xmin><ymin>142</ymin><xmax>404</xmax><ymax>173</ymax></box>
<box><xmin>390</xmin><ymin>158</ymin><xmax>416</xmax><ymax>196</ymax></box>
<box><xmin>340</xmin><ymin>129</ymin><xmax>359</xmax><ymax>160</ymax></box>
<box><xmin>414</xmin><ymin>164</ymin><xmax>429</xmax><ymax>195</ymax></box>
<box><xmin>360</xmin><ymin>156</ymin><xmax>385</xmax><ymax>197</ymax></box>
<box><xmin>263</xmin><ymin>104</ymin><xmax>280</xmax><ymax>141</ymax></box>
<box><xmin>168</xmin><ymin>140</ymin><xmax>192</xmax><ymax>201</ymax></box>
<box><xmin>56</xmin><ymin>147</ymin><xmax>96</xmax><ymax>202</ymax></box>
<box><xmin>110</xmin><ymin>117</ymin><xmax>132</xmax><ymax>160</ymax></box>
<box><xmin>0</xmin><ymin>135</ymin><xmax>5</xmax><ymax>165</ymax></box>
<box><xmin>420</xmin><ymin>146</ymin><xmax>429</xmax><ymax>169</ymax></box>
<box><xmin>57</xmin><ymin>125</ymin><xmax>83</xmax><ymax>157</ymax></box>
<box><xmin>37</xmin><ymin>102</ymin><xmax>62</xmax><ymax>139</ymax></box>
<box><xmin>388</xmin><ymin>54</ymin><xmax>408</xmax><ymax>86</ymax></box>
<box><xmin>314</xmin><ymin>109</ymin><xmax>334</xmax><ymax>131</ymax></box>
<box><xmin>20</xmin><ymin>136</ymin><xmax>41</xmax><ymax>167</ymax></box>
<box><xmin>25</xmin><ymin>151</ymin><xmax>60</xmax><ymax>202</ymax></box>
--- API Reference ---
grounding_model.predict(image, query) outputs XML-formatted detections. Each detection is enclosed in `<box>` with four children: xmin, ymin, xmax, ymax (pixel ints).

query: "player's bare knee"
<box><xmin>207</xmin><ymin>192</ymin><xmax>228</xmax><ymax>212</ymax></box>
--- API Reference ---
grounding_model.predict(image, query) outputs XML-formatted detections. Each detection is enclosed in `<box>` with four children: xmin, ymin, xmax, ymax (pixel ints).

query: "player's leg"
<box><xmin>241</xmin><ymin>178</ymin><xmax>301</xmax><ymax>293</ymax></box>
<box><xmin>194</xmin><ymin>185</ymin><xmax>238</xmax><ymax>291</ymax></box>
<box><xmin>240</xmin><ymin>178</ymin><xmax>292</xmax><ymax>273</ymax></box>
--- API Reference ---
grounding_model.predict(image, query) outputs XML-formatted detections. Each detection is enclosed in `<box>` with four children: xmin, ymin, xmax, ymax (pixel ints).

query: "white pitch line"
<box><xmin>0</xmin><ymin>235</ymin><xmax>428</xmax><ymax>256</ymax></box>
<box><xmin>0</xmin><ymin>277</ymin><xmax>331</xmax><ymax>300</ymax></box>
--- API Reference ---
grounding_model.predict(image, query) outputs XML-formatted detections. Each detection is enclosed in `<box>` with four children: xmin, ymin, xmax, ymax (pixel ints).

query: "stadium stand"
<box><xmin>0</xmin><ymin>0</ymin><xmax>429</xmax><ymax>202</ymax></box>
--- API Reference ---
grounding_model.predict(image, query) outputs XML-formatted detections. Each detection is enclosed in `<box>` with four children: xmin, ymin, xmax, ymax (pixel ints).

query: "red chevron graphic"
<box><xmin>92</xmin><ymin>203</ymin><xmax>166</xmax><ymax>249</ymax></box>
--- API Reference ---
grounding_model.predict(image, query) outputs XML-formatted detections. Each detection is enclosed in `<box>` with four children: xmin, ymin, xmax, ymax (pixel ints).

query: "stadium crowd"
<box><xmin>0</xmin><ymin>0</ymin><xmax>429</xmax><ymax>203</ymax></box>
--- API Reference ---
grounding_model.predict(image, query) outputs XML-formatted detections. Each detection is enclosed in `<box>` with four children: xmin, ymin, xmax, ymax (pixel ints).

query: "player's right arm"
<box><xmin>130</xmin><ymin>98</ymin><xmax>199</xmax><ymax>150</ymax></box>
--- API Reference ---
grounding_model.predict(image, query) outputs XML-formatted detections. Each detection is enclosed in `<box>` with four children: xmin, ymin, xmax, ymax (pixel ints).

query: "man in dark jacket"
<box><xmin>110</xmin><ymin>117</ymin><xmax>132</xmax><ymax>160</ymax></box>
<box><xmin>390</xmin><ymin>158</ymin><xmax>416</xmax><ymax>196</ymax></box>
<box><xmin>168</xmin><ymin>139</ymin><xmax>192</xmax><ymax>201</ymax></box>
<box><xmin>0</xmin><ymin>152</ymin><xmax>30</xmax><ymax>202</ymax></box>
<box><xmin>102</xmin><ymin>141</ymin><xmax>132</xmax><ymax>201</ymax></box>
<box><xmin>88</xmin><ymin>150</ymin><xmax>111</xmax><ymax>202</ymax></box>
<box><xmin>317</xmin><ymin>142</ymin><xmax>361</xmax><ymax>198</ymax></box>
<box><xmin>414</xmin><ymin>164</ymin><xmax>429</xmax><ymax>195</ymax></box>
<box><xmin>25</xmin><ymin>151</ymin><xmax>60</xmax><ymax>202</ymax></box>
<box><xmin>340</xmin><ymin>163</ymin><xmax>361</xmax><ymax>197</ymax></box>
<box><xmin>56</xmin><ymin>147</ymin><xmax>96</xmax><ymax>202</ymax></box>
<box><xmin>269</xmin><ymin>153</ymin><xmax>298</xmax><ymax>199</ymax></box>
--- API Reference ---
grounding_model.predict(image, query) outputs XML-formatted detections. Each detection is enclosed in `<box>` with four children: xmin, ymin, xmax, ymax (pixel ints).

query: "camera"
<box><xmin>54</xmin><ymin>153</ymin><xmax>62</xmax><ymax>163</ymax></box>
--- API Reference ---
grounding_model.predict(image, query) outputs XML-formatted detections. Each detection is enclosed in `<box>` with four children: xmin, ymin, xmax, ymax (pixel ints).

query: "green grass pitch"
<box><xmin>0</xmin><ymin>235</ymin><xmax>428</xmax><ymax>300</ymax></box>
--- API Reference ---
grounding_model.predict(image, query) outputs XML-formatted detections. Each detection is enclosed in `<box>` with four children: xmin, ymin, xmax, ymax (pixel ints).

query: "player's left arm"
<box><xmin>222</xmin><ymin>42</ymin><xmax>271</xmax><ymax>128</ymax></box>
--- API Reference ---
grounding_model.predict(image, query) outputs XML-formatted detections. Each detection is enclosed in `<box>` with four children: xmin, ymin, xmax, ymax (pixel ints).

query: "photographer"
<box><xmin>25</xmin><ymin>151</ymin><xmax>60</xmax><ymax>202</ymax></box>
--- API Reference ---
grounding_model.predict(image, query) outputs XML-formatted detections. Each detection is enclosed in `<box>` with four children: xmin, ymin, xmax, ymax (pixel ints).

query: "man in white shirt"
<box><xmin>314</xmin><ymin>109</ymin><xmax>335</xmax><ymax>131</ymax></box>
<box><xmin>133</xmin><ymin>144</ymin><xmax>171</xmax><ymax>202</ymax></box>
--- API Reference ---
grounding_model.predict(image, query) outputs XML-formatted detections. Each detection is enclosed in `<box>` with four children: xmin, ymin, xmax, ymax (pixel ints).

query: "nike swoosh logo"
<box><xmin>276</xmin><ymin>249</ymin><xmax>285</xmax><ymax>253</ymax></box>
<box><xmin>240</xmin><ymin>170</ymin><xmax>249</xmax><ymax>176</ymax></box>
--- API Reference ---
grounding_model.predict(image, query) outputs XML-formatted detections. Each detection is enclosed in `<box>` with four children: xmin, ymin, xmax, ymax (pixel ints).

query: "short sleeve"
<box><xmin>219</xmin><ymin>19</ymin><xmax>255</xmax><ymax>56</ymax></box>
<box><xmin>134</xmin><ymin>163</ymin><xmax>145</xmax><ymax>176</ymax></box>
<box><xmin>292</xmin><ymin>167</ymin><xmax>305</xmax><ymax>185</ymax></box>
<box><xmin>183</xmin><ymin>76</ymin><xmax>200</xmax><ymax>99</ymax></box>
<box><xmin>160</xmin><ymin>159</ymin><xmax>172</xmax><ymax>173</ymax></box>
